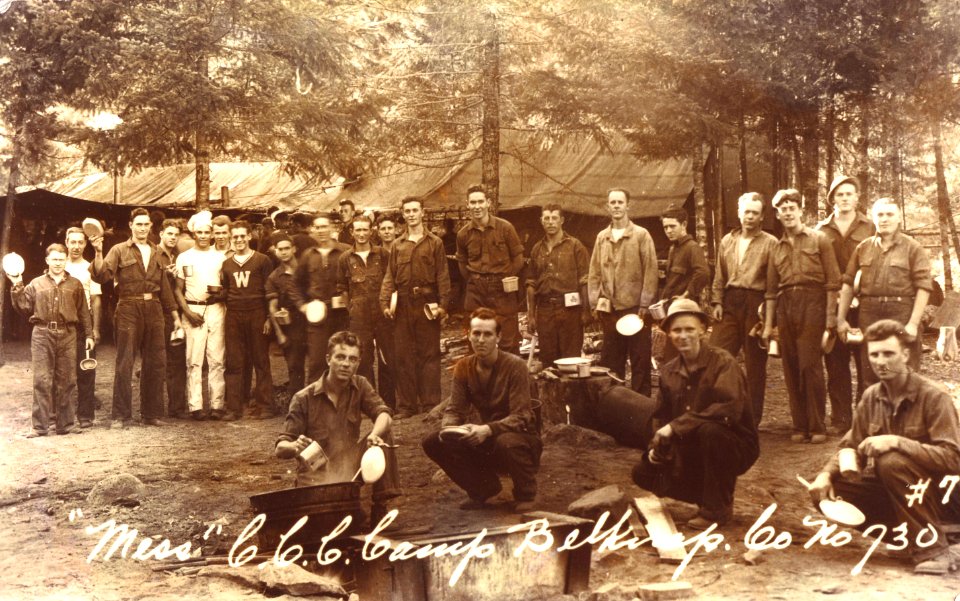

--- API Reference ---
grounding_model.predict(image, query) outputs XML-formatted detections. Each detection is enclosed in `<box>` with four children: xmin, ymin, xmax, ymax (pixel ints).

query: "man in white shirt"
<box><xmin>175</xmin><ymin>212</ymin><xmax>227</xmax><ymax>420</ymax></box>
<box><xmin>65</xmin><ymin>227</ymin><xmax>101</xmax><ymax>429</ymax></box>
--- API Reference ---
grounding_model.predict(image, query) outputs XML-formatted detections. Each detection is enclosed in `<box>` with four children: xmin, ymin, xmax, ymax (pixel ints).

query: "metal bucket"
<box><xmin>249</xmin><ymin>481</ymin><xmax>364</xmax><ymax>549</ymax></box>
<box><xmin>590</xmin><ymin>386</ymin><xmax>657</xmax><ymax>448</ymax></box>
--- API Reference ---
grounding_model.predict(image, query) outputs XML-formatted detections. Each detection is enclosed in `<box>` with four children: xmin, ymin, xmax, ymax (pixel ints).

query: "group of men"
<box><xmin>11</xmin><ymin>179</ymin><xmax>957</xmax><ymax>575</ymax></box>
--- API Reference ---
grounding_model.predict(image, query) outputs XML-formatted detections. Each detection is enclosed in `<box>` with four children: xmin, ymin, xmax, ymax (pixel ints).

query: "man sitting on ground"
<box><xmin>806</xmin><ymin>319</ymin><xmax>960</xmax><ymax>575</ymax></box>
<box><xmin>422</xmin><ymin>308</ymin><xmax>542</xmax><ymax>513</ymax></box>
<box><xmin>631</xmin><ymin>299</ymin><xmax>759</xmax><ymax>528</ymax></box>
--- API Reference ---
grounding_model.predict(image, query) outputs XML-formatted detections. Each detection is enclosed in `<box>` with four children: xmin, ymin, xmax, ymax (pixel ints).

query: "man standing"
<box><xmin>175</xmin><ymin>212</ymin><xmax>227</xmax><ymax>420</ymax></box>
<box><xmin>659</xmin><ymin>208</ymin><xmax>709</xmax><ymax>361</ymax></box>
<box><xmin>292</xmin><ymin>214</ymin><xmax>350</xmax><ymax>383</ymax></box>
<box><xmin>422</xmin><ymin>308</ymin><xmax>541</xmax><ymax>512</ymax></box>
<box><xmin>525</xmin><ymin>204</ymin><xmax>590</xmax><ymax>368</ymax></box>
<box><xmin>815</xmin><ymin>175</ymin><xmax>875</xmax><ymax>432</ymax></box>
<box><xmin>11</xmin><ymin>244</ymin><xmax>94</xmax><ymax>437</ymax></box>
<box><xmin>212</xmin><ymin>215</ymin><xmax>232</xmax><ymax>255</ymax></box>
<box><xmin>266</xmin><ymin>234</ymin><xmax>308</xmax><ymax>396</ymax></box>
<box><xmin>709</xmin><ymin>193</ymin><xmax>777</xmax><ymax>424</ymax></box>
<box><xmin>91</xmin><ymin>208</ymin><xmax>182</xmax><ymax>428</ymax></box>
<box><xmin>276</xmin><ymin>330</ymin><xmax>400</xmax><ymax>523</ymax></box>
<box><xmin>806</xmin><ymin>320</ymin><xmax>960</xmax><ymax>575</ymax></box>
<box><xmin>337</xmin><ymin>199</ymin><xmax>357</xmax><ymax>246</ymax></box>
<box><xmin>337</xmin><ymin>216</ymin><xmax>395</xmax><ymax>408</ymax></box>
<box><xmin>762</xmin><ymin>189</ymin><xmax>841</xmax><ymax>443</ymax></box>
<box><xmin>157</xmin><ymin>219</ymin><xmax>187</xmax><ymax>418</ymax></box>
<box><xmin>221</xmin><ymin>221</ymin><xmax>276</xmax><ymax>420</ymax></box>
<box><xmin>376</xmin><ymin>213</ymin><xmax>398</xmax><ymax>250</ymax></box>
<box><xmin>456</xmin><ymin>185</ymin><xmax>524</xmax><ymax>354</ymax></box>
<box><xmin>837</xmin><ymin>197</ymin><xmax>932</xmax><ymax>387</ymax></box>
<box><xmin>631</xmin><ymin>300</ymin><xmax>758</xmax><ymax>528</ymax></box>
<box><xmin>379</xmin><ymin>197</ymin><xmax>450</xmax><ymax>418</ymax></box>
<box><xmin>587</xmin><ymin>188</ymin><xmax>659</xmax><ymax>395</ymax></box>
<box><xmin>65</xmin><ymin>227</ymin><xmax>102</xmax><ymax>429</ymax></box>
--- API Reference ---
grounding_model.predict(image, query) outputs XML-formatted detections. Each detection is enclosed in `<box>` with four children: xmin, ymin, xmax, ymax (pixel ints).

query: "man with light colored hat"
<box><xmin>815</xmin><ymin>175</ymin><xmax>874</xmax><ymax>432</ymax></box>
<box><xmin>631</xmin><ymin>299</ymin><xmax>758</xmax><ymax>529</ymax></box>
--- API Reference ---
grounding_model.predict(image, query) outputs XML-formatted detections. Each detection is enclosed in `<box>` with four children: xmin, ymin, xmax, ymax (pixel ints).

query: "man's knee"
<box><xmin>874</xmin><ymin>451</ymin><xmax>920</xmax><ymax>482</ymax></box>
<box><xmin>421</xmin><ymin>431</ymin><xmax>444</xmax><ymax>459</ymax></box>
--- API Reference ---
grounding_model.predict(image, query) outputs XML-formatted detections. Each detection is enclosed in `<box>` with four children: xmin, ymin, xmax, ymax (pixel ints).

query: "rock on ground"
<box><xmin>567</xmin><ymin>485</ymin><xmax>628</xmax><ymax>522</ymax></box>
<box><xmin>259</xmin><ymin>563</ymin><xmax>347</xmax><ymax>597</ymax></box>
<box><xmin>85</xmin><ymin>474</ymin><xmax>146</xmax><ymax>507</ymax></box>
<box><xmin>543</xmin><ymin>424</ymin><xmax>617</xmax><ymax>449</ymax></box>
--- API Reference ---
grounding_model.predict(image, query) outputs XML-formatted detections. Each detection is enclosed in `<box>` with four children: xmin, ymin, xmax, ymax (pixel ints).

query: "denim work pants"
<box><xmin>777</xmin><ymin>289</ymin><xmax>827</xmax><ymax>436</ymax></box>
<box><xmin>598</xmin><ymin>307</ymin><xmax>652</xmax><ymax>396</ymax></box>
<box><xmin>75</xmin><ymin>334</ymin><xmax>96</xmax><ymax>421</ymax></box>
<box><xmin>225</xmin><ymin>307</ymin><xmax>273</xmax><ymax>415</ymax></box>
<box><xmin>31</xmin><ymin>325</ymin><xmax>78</xmax><ymax>433</ymax></box>
<box><xmin>392</xmin><ymin>295</ymin><xmax>441</xmax><ymax>415</ymax></box>
<box><xmin>709</xmin><ymin>288</ymin><xmax>768</xmax><ymax>424</ymax></box>
<box><xmin>113</xmin><ymin>299</ymin><xmax>166</xmax><ymax>420</ymax></box>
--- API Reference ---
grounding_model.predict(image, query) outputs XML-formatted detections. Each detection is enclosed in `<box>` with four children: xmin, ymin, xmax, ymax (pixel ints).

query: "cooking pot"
<box><xmin>554</xmin><ymin>357</ymin><xmax>591</xmax><ymax>374</ymax></box>
<box><xmin>249</xmin><ymin>481</ymin><xmax>363</xmax><ymax>549</ymax></box>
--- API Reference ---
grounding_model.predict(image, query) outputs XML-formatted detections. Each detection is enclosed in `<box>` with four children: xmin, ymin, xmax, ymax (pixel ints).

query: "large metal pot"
<box><xmin>249</xmin><ymin>481</ymin><xmax>363</xmax><ymax>549</ymax></box>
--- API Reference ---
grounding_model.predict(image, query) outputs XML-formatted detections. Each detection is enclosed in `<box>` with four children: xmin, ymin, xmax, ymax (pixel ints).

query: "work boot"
<box><xmin>914</xmin><ymin>550</ymin><xmax>956</xmax><ymax>575</ymax></box>
<box><xmin>220</xmin><ymin>412</ymin><xmax>239</xmax><ymax>422</ymax></box>
<box><xmin>459</xmin><ymin>496</ymin><xmax>491</xmax><ymax>511</ymax></box>
<box><xmin>513</xmin><ymin>498</ymin><xmax>537</xmax><ymax>513</ymax></box>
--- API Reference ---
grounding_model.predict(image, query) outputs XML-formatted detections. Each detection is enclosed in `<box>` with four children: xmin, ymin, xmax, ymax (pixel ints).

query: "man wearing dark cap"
<box><xmin>815</xmin><ymin>175</ymin><xmax>875</xmax><ymax>432</ymax></box>
<box><xmin>631</xmin><ymin>299</ymin><xmax>758</xmax><ymax>528</ymax></box>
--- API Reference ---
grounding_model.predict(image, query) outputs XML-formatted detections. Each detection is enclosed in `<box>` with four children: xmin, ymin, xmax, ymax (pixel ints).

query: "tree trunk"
<box><xmin>701</xmin><ymin>143</ymin><xmax>720</xmax><ymax>262</ymax></box>
<box><xmin>480</xmin><ymin>9</ymin><xmax>501</xmax><ymax>214</ymax></box>
<box><xmin>0</xmin><ymin>126</ymin><xmax>22</xmax><ymax>365</ymax></box>
<box><xmin>769</xmin><ymin>118</ymin><xmax>782</xmax><ymax>190</ymax></box>
<box><xmin>824</xmin><ymin>97</ymin><xmax>836</xmax><ymax>186</ymax></box>
<box><xmin>801</xmin><ymin>110</ymin><xmax>820</xmax><ymax>220</ymax></box>
<box><xmin>195</xmin><ymin>48</ymin><xmax>211</xmax><ymax>209</ymax></box>
<box><xmin>691</xmin><ymin>143</ymin><xmax>708</xmax><ymax>250</ymax></box>
<box><xmin>738</xmin><ymin>109</ymin><xmax>748</xmax><ymax>191</ymax></box>
<box><xmin>856</xmin><ymin>98</ymin><xmax>870</xmax><ymax>203</ymax></box>
<box><xmin>934</xmin><ymin>123</ymin><xmax>954</xmax><ymax>291</ymax></box>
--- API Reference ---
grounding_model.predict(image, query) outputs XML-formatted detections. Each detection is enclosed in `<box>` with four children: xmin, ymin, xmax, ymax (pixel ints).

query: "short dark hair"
<box><xmin>607</xmin><ymin>187</ymin><xmax>631</xmax><ymax>202</ymax></box>
<box><xmin>211</xmin><ymin>215</ymin><xmax>231</xmax><ymax>228</ymax></box>
<box><xmin>130</xmin><ymin>208</ymin><xmax>150</xmax><ymax>222</ymax></box>
<box><xmin>230</xmin><ymin>220</ymin><xmax>251</xmax><ymax>235</ymax></box>
<box><xmin>273</xmin><ymin>233</ymin><xmax>293</xmax><ymax>246</ymax></box>
<box><xmin>661</xmin><ymin>208</ymin><xmax>688</xmax><ymax>224</ymax></box>
<box><xmin>376</xmin><ymin>212</ymin><xmax>398</xmax><ymax>226</ymax></box>
<box><xmin>161</xmin><ymin>218</ymin><xmax>181</xmax><ymax>233</ymax></box>
<box><xmin>469</xmin><ymin>307</ymin><xmax>501</xmax><ymax>335</ymax></box>
<box><xmin>541</xmin><ymin>204</ymin><xmax>563</xmax><ymax>216</ymax></box>
<box><xmin>327</xmin><ymin>330</ymin><xmax>361</xmax><ymax>354</ymax></box>
<box><xmin>399</xmin><ymin>196</ymin><xmax>422</xmax><ymax>211</ymax></box>
<box><xmin>466</xmin><ymin>184</ymin><xmax>486</xmax><ymax>197</ymax></box>
<box><xmin>772</xmin><ymin>188</ymin><xmax>804</xmax><ymax>210</ymax></box>
<box><xmin>261</xmin><ymin>217</ymin><xmax>275</xmax><ymax>229</ymax></box>
<box><xmin>46</xmin><ymin>243</ymin><xmax>68</xmax><ymax>257</ymax></box>
<box><xmin>339</xmin><ymin>199</ymin><xmax>356</xmax><ymax>210</ymax></box>
<box><xmin>864</xmin><ymin>319</ymin><xmax>911</xmax><ymax>348</ymax></box>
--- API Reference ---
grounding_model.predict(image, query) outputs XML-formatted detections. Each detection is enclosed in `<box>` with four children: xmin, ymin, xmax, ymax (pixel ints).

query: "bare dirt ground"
<box><xmin>1</xmin><ymin>330</ymin><xmax>959</xmax><ymax>601</ymax></box>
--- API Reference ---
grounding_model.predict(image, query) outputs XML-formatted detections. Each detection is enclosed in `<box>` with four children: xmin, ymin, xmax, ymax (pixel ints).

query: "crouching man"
<box><xmin>422</xmin><ymin>308</ymin><xmax>542</xmax><ymax>513</ymax></box>
<box><xmin>806</xmin><ymin>319</ymin><xmax>960</xmax><ymax>575</ymax></box>
<box><xmin>275</xmin><ymin>330</ymin><xmax>401</xmax><ymax>522</ymax></box>
<box><xmin>631</xmin><ymin>299</ymin><xmax>759</xmax><ymax>528</ymax></box>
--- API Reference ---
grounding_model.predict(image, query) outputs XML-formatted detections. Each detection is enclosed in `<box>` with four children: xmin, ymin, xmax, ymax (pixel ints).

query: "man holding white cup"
<box><xmin>456</xmin><ymin>184</ymin><xmax>525</xmax><ymax>355</ymax></box>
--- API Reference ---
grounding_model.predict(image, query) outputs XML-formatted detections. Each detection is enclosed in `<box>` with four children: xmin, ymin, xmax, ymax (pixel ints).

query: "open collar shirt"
<box><xmin>662</xmin><ymin>234</ymin><xmax>709</xmax><ymax>301</ymax></box>
<box><xmin>442</xmin><ymin>350</ymin><xmax>538</xmax><ymax>437</ymax></box>
<box><xmin>764</xmin><ymin>226</ymin><xmax>841</xmax><ymax>301</ymax></box>
<box><xmin>587</xmin><ymin>221</ymin><xmax>659</xmax><ymax>310</ymax></box>
<box><xmin>843</xmin><ymin>231</ymin><xmax>933</xmax><ymax>297</ymax></box>
<box><xmin>815</xmin><ymin>212</ymin><xmax>875</xmax><ymax>274</ymax></box>
<box><xmin>710</xmin><ymin>229</ymin><xmax>778</xmax><ymax>304</ymax></box>
<box><xmin>379</xmin><ymin>231</ymin><xmax>451</xmax><ymax>310</ymax></box>
<box><xmin>526</xmin><ymin>233</ymin><xmax>590</xmax><ymax>299</ymax></box>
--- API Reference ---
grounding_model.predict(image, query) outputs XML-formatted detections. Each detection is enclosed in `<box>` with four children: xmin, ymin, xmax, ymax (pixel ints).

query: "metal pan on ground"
<box><xmin>818</xmin><ymin>498</ymin><xmax>866</xmax><ymax>527</ymax></box>
<box><xmin>305</xmin><ymin>300</ymin><xmax>327</xmax><ymax>324</ymax></box>
<box><xmin>438</xmin><ymin>425</ymin><xmax>471</xmax><ymax>442</ymax></box>
<box><xmin>616</xmin><ymin>313</ymin><xmax>644</xmax><ymax>336</ymax></box>
<box><xmin>82</xmin><ymin>218</ymin><xmax>104</xmax><ymax>239</ymax></box>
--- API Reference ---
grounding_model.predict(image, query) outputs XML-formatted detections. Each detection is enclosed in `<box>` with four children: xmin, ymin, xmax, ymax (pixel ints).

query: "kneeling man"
<box><xmin>422</xmin><ymin>308</ymin><xmax>542</xmax><ymax>512</ymax></box>
<box><xmin>806</xmin><ymin>319</ymin><xmax>960</xmax><ymax>575</ymax></box>
<box><xmin>275</xmin><ymin>330</ymin><xmax>400</xmax><ymax>521</ymax></box>
<box><xmin>631</xmin><ymin>299</ymin><xmax>759</xmax><ymax>528</ymax></box>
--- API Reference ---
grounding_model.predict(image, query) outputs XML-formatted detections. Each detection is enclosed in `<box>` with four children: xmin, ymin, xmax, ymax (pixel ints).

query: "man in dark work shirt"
<box><xmin>422</xmin><ymin>308</ymin><xmax>542</xmax><ymax>513</ymax></box>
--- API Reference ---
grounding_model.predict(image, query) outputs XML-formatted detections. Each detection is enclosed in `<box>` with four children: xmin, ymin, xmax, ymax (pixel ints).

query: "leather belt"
<box><xmin>860</xmin><ymin>295</ymin><xmax>908</xmax><ymax>303</ymax></box>
<box><xmin>472</xmin><ymin>273</ymin><xmax>505</xmax><ymax>281</ymax></box>
<box><xmin>406</xmin><ymin>286</ymin><xmax>435</xmax><ymax>296</ymax></box>
<box><xmin>120</xmin><ymin>292</ymin><xmax>157</xmax><ymax>301</ymax></box>
<box><xmin>536</xmin><ymin>295</ymin><xmax>565</xmax><ymax>305</ymax></box>
<box><xmin>34</xmin><ymin>321</ymin><xmax>73</xmax><ymax>332</ymax></box>
<box><xmin>186</xmin><ymin>299</ymin><xmax>217</xmax><ymax>305</ymax></box>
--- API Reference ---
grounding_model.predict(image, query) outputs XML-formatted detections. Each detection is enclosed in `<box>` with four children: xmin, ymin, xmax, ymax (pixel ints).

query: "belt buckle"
<box><xmin>143</xmin><ymin>293</ymin><xmax>154</xmax><ymax>301</ymax></box>
<box><xmin>412</xmin><ymin>286</ymin><xmax>423</xmax><ymax>295</ymax></box>
<box><xmin>48</xmin><ymin>321</ymin><xmax>59</xmax><ymax>332</ymax></box>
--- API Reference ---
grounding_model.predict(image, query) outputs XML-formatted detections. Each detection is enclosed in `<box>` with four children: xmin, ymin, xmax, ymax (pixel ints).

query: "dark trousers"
<box><xmin>393</xmin><ymin>296</ymin><xmax>441</xmax><ymax>414</ymax></box>
<box><xmin>349</xmin><ymin>298</ymin><xmax>395</xmax><ymax>407</ymax></box>
<box><xmin>599</xmin><ymin>307</ymin><xmax>652</xmax><ymax>396</ymax></box>
<box><xmin>536</xmin><ymin>302</ymin><xmax>584</xmax><ymax>368</ymax></box>
<box><xmin>422</xmin><ymin>430</ymin><xmax>542</xmax><ymax>502</ymax></box>
<box><xmin>113</xmin><ymin>299</ymin><xmax>166</xmax><ymax>420</ymax></box>
<box><xmin>631</xmin><ymin>422</ymin><xmax>758</xmax><ymax>517</ymax></box>
<box><xmin>163</xmin><ymin>317</ymin><xmax>187</xmax><ymax>416</ymax></box>
<box><xmin>824</xmin><ymin>333</ymin><xmax>861</xmax><ymax>431</ymax></box>
<box><xmin>832</xmin><ymin>451</ymin><xmax>960</xmax><ymax>562</ymax></box>
<box><xmin>31</xmin><ymin>326</ymin><xmax>78</xmax><ymax>433</ymax></box>
<box><xmin>75</xmin><ymin>334</ymin><xmax>96</xmax><ymax>421</ymax></box>
<box><xmin>376</xmin><ymin>320</ymin><xmax>397</xmax><ymax>410</ymax></box>
<box><xmin>280</xmin><ymin>314</ymin><xmax>308</xmax><ymax>397</ymax></box>
<box><xmin>464</xmin><ymin>277</ymin><xmax>521</xmax><ymax>354</ymax></box>
<box><xmin>859</xmin><ymin>298</ymin><xmax>921</xmax><ymax>388</ymax></box>
<box><xmin>710</xmin><ymin>289</ymin><xmax>768</xmax><ymax>424</ymax></box>
<box><xmin>225</xmin><ymin>307</ymin><xmax>273</xmax><ymax>415</ymax></box>
<box><xmin>306</xmin><ymin>309</ymin><xmax>348</xmax><ymax>384</ymax></box>
<box><xmin>777</xmin><ymin>289</ymin><xmax>827</xmax><ymax>436</ymax></box>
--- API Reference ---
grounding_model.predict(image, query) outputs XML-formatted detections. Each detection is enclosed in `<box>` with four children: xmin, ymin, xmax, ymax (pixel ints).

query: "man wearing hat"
<box><xmin>175</xmin><ymin>212</ymin><xmax>227</xmax><ymax>420</ymax></box>
<box><xmin>815</xmin><ymin>176</ymin><xmax>875</xmax><ymax>433</ymax></box>
<box><xmin>837</xmin><ymin>198</ymin><xmax>932</xmax><ymax>387</ymax></box>
<box><xmin>631</xmin><ymin>299</ymin><xmax>758</xmax><ymax>528</ymax></box>
<box><xmin>762</xmin><ymin>189</ymin><xmax>841</xmax><ymax>444</ymax></box>
<box><xmin>709</xmin><ymin>193</ymin><xmax>777</xmax><ymax>425</ymax></box>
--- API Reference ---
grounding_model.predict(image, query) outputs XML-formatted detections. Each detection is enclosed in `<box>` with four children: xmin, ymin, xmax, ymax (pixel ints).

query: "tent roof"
<box><xmin>19</xmin><ymin>132</ymin><xmax>692</xmax><ymax>217</ymax></box>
